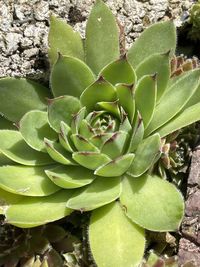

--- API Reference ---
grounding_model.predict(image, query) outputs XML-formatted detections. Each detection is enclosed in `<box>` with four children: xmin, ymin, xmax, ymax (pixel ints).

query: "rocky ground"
<box><xmin>0</xmin><ymin>0</ymin><xmax>199</xmax><ymax>266</ymax></box>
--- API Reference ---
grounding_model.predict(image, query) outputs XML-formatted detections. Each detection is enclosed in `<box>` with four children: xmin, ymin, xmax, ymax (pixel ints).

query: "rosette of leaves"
<box><xmin>1</xmin><ymin>1</ymin><xmax>200</xmax><ymax>266</ymax></box>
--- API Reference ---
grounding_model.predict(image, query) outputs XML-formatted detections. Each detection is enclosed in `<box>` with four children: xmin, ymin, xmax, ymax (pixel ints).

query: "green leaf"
<box><xmin>127</xmin><ymin>113</ymin><xmax>144</xmax><ymax>153</ymax></box>
<box><xmin>100</xmin><ymin>57</ymin><xmax>136</xmax><ymax>85</ymax></box>
<box><xmin>0</xmin><ymin>78</ymin><xmax>49</xmax><ymax>122</ymax></box>
<box><xmin>0</xmin><ymin>130</ymin><xmax>54</xmax><ymax>166</ymax></box>
<box><xmin>120</xmin><ymin>174</ymin><xmax>184</xmax><ymax>231</ymax></box>
<box><xmin>50</xmin><ymin>55</ymin><xmax>95</xmax><ymax>97</ymax></box>
<box><xmin>89</xmin><ymin>202</ymin><xmax>145</xmax><ymax>267</ymax></box>
<box><xmin>0</xmin><ymin>188</ymin><xmax>24</xmax><ymax>214</ymax></box>
<box><xmin>72</xmin><ymin>151</ymin><xmax>111</xmax><ymax>170</ymax></box>
<box><xmin>101</xmin><ymin>131</ymin><xmax>128</xmax><ymax>159</ymax></box>
<box><xmin>135</xmin><ymin>75</ymin><xmax>157</xmax><ymax>128</ymax></box>
<box><xmin>45</xmin><ymin>165</ymin><xmax>95</xmax><ymax>189</ymax></box>
<box><xmin>127</xmin><ymin>20</ymin><xmax>176</xmax><ymax>68</ymax></box>
<box><xmin>66</xmin><ymin>177</ymin><xmax>121</xmax><ymax>211</ymax></box>
<box><xmin>0</xmin><ymin>115</ymin><xmax>15</xmax><ymax>130</ymax></box>
<box><xmin>0</xmin><ymin>165</ymin><xmax>60</xmax><ymax>196</ymax></box>
<box><xmin>0</xmin><ymin>153</ymin><xmax>13</xmax><ymax>166</ymax></box>
<box><xmin>95</xmin><ymin>154</ymin><xmax>135</xmax><ymax>177</ymax></box>
<box><xmin>96</xmin><ymin>101</ymin><xmax>120</xmax><ymax>119</ymax></box>
<box><xmin>145</xmin><ymin>69</ymin><xmax>200</xmax><ymax>136</ymax></box>
<box><xmin>85</xmin><ymin>0</ymin><xmax>119</xmax><ymax>75</ymax></box>
<box><xmin>158</xmin><ymin>102</ymin><xmax>200</xmax><ymax>137</ymax></box>
<box><xmin>44</xmin><ymin>138</ymin><xmax>75</xmax><ymax>165</ymax></box>
<box><xmin>59</xmin><ymin>121</ymin><xmax>74</xmax><ymax>152</ymax></box>
<box><xmin>48</xmin><ymin>16</ymin><xmax>84</xmax><ymax>65</ymax></box>
<box><xmin>48</xmin><ymin>96</ymin><xmax>81</xmax><ymax>132</ymax></box>
<box><xmin>80</xmin><ymin>78</ymin><xmax>117</xmax><ymax>112</ymax></box>
<box><xmin>5</xmin><ymin>190</ymin><xmax>72</xmax><ymax>228</ymax></box>
<box><xmin>128</xmin><ymin>134</ymin><xmax>161</xmax><ymax>177</ymax></box>
<box><xmin>136</xmin><ymin>53</ymin><xmax>170</xmax><ymax>101</ymax></box>
<box><xmin>116</xmin><ymin>84</ymin><xmax>135</xmax><ymax>123</ymax></box>
<box><xmin>20</xmin><ymin>111</ymin><xmax>57</xmax><ymax>152</ymax></box>
<box><xmin>71</xmin><ymin>107</ymin><xmax>86</xmax><ymax>134</ymax></box>
<box><xmin>71</xmin><ymin>134</ymin><xmax>99</xmax><ymax>152</ymax></box>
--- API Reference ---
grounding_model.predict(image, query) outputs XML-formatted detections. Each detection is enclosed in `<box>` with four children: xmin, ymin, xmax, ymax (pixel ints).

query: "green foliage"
<box><xmin>1</xmin><ymin>0</ymin><xmax>200</xmax><ymax>266</ymax></box>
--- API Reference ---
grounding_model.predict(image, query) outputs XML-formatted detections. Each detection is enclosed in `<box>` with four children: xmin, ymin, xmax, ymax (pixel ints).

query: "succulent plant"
<box><xmin>1</xmin><ymin>1</ymin><xmax>200</xmax><ymax>266</ymax></box>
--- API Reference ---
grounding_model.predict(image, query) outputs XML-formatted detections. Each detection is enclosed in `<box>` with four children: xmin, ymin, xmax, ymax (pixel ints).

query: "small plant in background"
<box><xmin>0</xmin><ymin>0</ymin><xmax>200</xmax><ymax>266</ymax></box>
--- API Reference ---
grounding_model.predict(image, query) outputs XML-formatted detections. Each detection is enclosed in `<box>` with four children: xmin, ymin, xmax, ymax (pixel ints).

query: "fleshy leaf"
<box><xmin>90</xmin><ymin>133</ymin><xmax>113</xmax><ymax>149</ymax></box>
<box><xmin>44</xmin><ymin>138</ymin><xmax>75</xmax><ymax>165</ymax></box>
<box><xmin>20</xmin><ymin>111</ymin><xmax>57</xmax><ymax>152</ymax></box>
<box><xmin>80</xmin><ymin>78</ymin><xmax>117</xmax><ymax>112</ymax></box>
<box><xmin>66</xmin><ymin>177</ymin><xmax>121</xmax><ymax>211</ymax></box>
<box><xmin>128</xmin><ymin>133</ymin><xmax>161</xmax><ymax>177</ymax></box>
<box><xmin>0</xmin><ymin>78</ymin><xmax>49</xmax><ymax>122</ymax></box>
<box><xmin>116</xmin><ymin>84</ymin><xmax>135</xmax><ymax>123</ymax></box>
<box><xmin>0</xmin><ymin>165</ymin><xmax>60</xmax><ymax>196</ymax></box>
<box><xmin>59</xmin><ymin>121</ymin><xmax>74</xmax><ymax>152</ymax></box>
<box><xmin>5</xmin><ymin>190</ymin><xmax>72</xmax><ymax>228</ymax></box>
<box><xmin>0</xmin><ymin>115</ymin><xmax>15</xmax><ymax>130</ymax></box>
<box><xmin>48</xmin><ymin>15</ymin><xmax>84</xmax><ymax>65</ymax></box>
<box><xmin>0</xmin><ymin>130</ymin><xmax>54</xmax><ymax>166</ymax></box>
<box><xmin>101</xmin><ymin>131</ymin><xmax>128</xmax><ymax>159</ymax></box>
<box><xmin>89</xmin><ymin>202</ymin><xmax>145</xmax><ymax>267</ymax></box>
<box><xmin>50</xmin><ymin>55</ymin><xmax>95</xmax><ymax>97</ymax></box>
<box><xmin>96</xmin><ymin>101</ymin><xmax>120</xmax><ymax>119</ymax></box>
<box><xmin>158</xmin><ymin>102</ymin><xmax>200</xmax><ymax>137</ymax></box>
<box><xmin>127</xmin><ymin>20</ymin><xmax>176</xmax><ymax>68</ymax></box>
<box><xmin>45</xmin><ymin>165</ymin><xmax>95</xmax><ymax>189</ymax></box>
<box><xmin>71</xmin><ymin>134</ymin><xmax>99</xmax><ymax>152</ymax></box>
<box><xmin>135</xmin><ymin>75</ymin><xmax>157</xmax><ymax>128</ymax></box>
<box><xmin>136</xmin><ymin>53</ymin><xmax>170</xmax><ymax>101</ymax></box>
<box><xmin>48</xmin><ymin>96</ymin><xmax>81</xmax><ymax>132</ymax></box>
<box><xmin>79</xmin><ymin>119</ymin><xmax>94</xmax><ymax>139</ymax></box>
<box><xmin>0</xmin><ymin>188</ymin><xmax>24</xmax><ymax>214</ymax></box>
<box><xmin>71</xmin><ymin>107</ymin><xmax>86</xmax><ymax>134</ymax></box>
<box><xmin>127</xmin><ymin>113</ymin><xmax>144</xmax><ymax>153</ymax></box>
<box><xmin>0</xmin><ymin>153</ymin><xmax>13</xmax><ymax>166</ymax></box>
<box><xmin>100</xmin><ymin>57</ymin><xmax>136</xmax><ymax>85</ymax></box>
<box><xmin>85</xmin><ymin>0</ymin><xmax>120</xmax><ymax>74</ymax></box>
<box><xmin>72</xmin><ymin>152</ymin><xmax>111</xmax><ymax>170</ymax></box>
<box><xmin>95</xmin><ymin>154</ymin><xmax>135</xmax><ymax>177</ymax></box>
<box><xmin>120</xmin><ymin>174</ymin><xmax>184</xmax><ymax>231</ymax></box>
<box><xmin>145</xmin><ymin>69</ymin><xmax>200</xmax><ymax>136</ymax></box>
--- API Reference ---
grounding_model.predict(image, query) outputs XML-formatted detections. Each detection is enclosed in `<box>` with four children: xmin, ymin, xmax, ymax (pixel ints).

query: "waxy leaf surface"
<box><xmin>120</xmin><ymin>175</ymin><xmax>184</xmax><ymax>231</ymax></box>
<box><xmin>89</xmin><ymin>202</ymin><xmax>145</xmax><ymax>267</ymax></box>
<box><xmin>66</xmin><ymin>177</ymin><xmax>121</xmax><ymax>211</ymax></box>
<box><xmin>50</xmin><ymin>56</ymin><xmax>95</xmax><ymax>97</ymax></box>
<box><xmin>127</xmin><ymin>20</ymin><xmax>176</xmax><ymax>68</ymax></box>
<box><xmin>85</xmin><ymin>0</ymin><xmax>119</xmax><ymax>74</ymax></box>
<box><xmin>0</xmin><ymin>78</ymin><xmax>49</xmax><ymax>122</ymax></box>
<box><xmin>48</xmin><ymin>16</ymin><xmax>84</xmax><ymax>65</ymax></box>
<box><xmin>0</xmin><ymin>165</ymin><xmax>60</xmax><ymax>196</ymax></box>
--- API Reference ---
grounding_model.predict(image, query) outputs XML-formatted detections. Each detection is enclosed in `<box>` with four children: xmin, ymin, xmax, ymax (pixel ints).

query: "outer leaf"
<box><xmin>5</xmin><ymin>190</ymin><xmax>72</xmax><ymax>228</ymax></box>
<box><xmin>72</xmin><ymin>152</ymin><xmax>111</xmax><ymax>170</ymax></box>
<box><xmin>48</xmin><ymin>96</ymin><xmax>81</xmax><ymax>132</ymax></box>
<box><xmin>0</xmin><ymin>78</ymin><xmax>49</xmax><ymax>122</ymax></box>
<box><xmin>20</xmin><ymin>111</ymin><xmax>57</xmax><ymax>152</ymax></box>
<box><xmin>50</xmin><ymin>55</ymin><xmax>95</xmax><ymax>97</ymax></box>
<box><xmin>0</xmin><ymin>188</ymin><xmax>24</xmax><ymax>214</ymax></box>
<box><xmin>66</xmin><ymin>177</ymin><xmax>121</xmax><ymax>211</ymax></box>
<box><xmin>120</xmin><ymin>174</ymin><xmax>184</xmax><ymax>231</ymax></box>
<box><xmin>0</xmin><ymin>130</ymin><xmax>53</xmax><ymax>166</ymax></box>
<box><xmin>48</xmin><ymin>15</ymin><xmax>84</xmax><ymax>65</ymax></box>
<box><xmin>127</xmin><ymin>20</ymin><xmax>176</xmax><ymax>68</ymax></box>
<box><xmin>85</xmin><ymin>0</ymin><xmax>120</xmax><ymax>74</ymax></box>
<box><xmin>95</xmin><ymin>154</ymin><xmax>135</xmax><ymax>177</ymax></box>
<box><xmin>128</xmin><ymin>134</ymin><xmax>161</xmax><ymax>177</ymax></box>
<box><xmin>45</xmin><ymin>165</ymin><xmax>95</xmax><ymax>189</ymax></box>
<box><xmin>0</xmin><ymin>115</ymin><xmax>15</xmax><ymax>130</ymax></box>
<box><xmin>80</xmin><ymin>78</ymin><xmax>117</xmax><ymax>112</ymax></box>
<box><xmin>89</xmin><ymin>202</ymin><xmax>145</xmax><ymax>267</ymax></box>
<box><xmin>100</xmin><ymin>57</ymin><xmax>136</xmax><ymax>85</ymax></box>
<box><xmin>0</xmin><ymin>165</ymin><xmax>60</xmax><ymax>196</ymax></box>
<box><xmin>135</xmin><ymin>75</ymin><xmax>157</xmax><ymax>128</ymax></box>
<box><xmin>145</xmin><ymin>69</ymin><xmax>200</xmax><ymax>136</ymax></box>
<box><xmin>158</xmin><ymin>102</ymin><xmax>200</xmax><ymax>137</ymax></box>
<box><xmin>136</xmin><ymin>53</ymin><xmax>170</xmax><ymax>101</ymax></box>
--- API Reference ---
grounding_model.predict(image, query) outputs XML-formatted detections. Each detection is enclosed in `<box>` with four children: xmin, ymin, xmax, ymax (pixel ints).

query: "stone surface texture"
<box><xmin>0</xmin><ymin>0</ymin><xmax>194</xmax><ymax>81</ymax></box>
<box><xmin>178</xmin><ymin>147</ymin><xmax>200</xmax><ymax>267</ymax></box>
